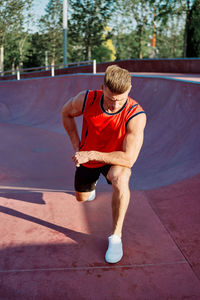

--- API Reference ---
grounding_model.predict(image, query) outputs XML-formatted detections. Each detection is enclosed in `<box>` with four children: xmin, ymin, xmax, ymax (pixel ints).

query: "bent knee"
<box><xmin>107</xmin><ymin>167</ymin><xmax>131</xmax><ymax>188</ymax></box>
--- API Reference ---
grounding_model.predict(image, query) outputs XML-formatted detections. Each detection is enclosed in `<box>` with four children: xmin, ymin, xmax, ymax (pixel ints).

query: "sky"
<box><xmin>28</xmin><ymin>0</ymin><xmax>49</xmax><ymax>32</ymax></box>
<box><xmin>32</xmin><ymin>0</ymin><xmax>49</xmax><ymax>19</ymax></box>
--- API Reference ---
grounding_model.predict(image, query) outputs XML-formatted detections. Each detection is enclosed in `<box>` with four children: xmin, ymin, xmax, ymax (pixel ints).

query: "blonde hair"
<box><xmin>104</xmin><ymin>65</ymin><xmax>131</xmax><ymax>93</ymax></box>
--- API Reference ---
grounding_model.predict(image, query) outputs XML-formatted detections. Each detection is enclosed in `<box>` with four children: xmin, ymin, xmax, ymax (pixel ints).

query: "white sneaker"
<box><xmin>87</xmin><ymin>189</ymin><xmax>96</xmax><ymax>201</ymax></box>
<box><xmin>105</xmin><ymin>234</ymin><xmax>123</xmax><ymax>264</ymax></box>
<box><xmin>87</xmin><ymin>181</ymin><xmax>98</xmax><ymax>201</ymax></box>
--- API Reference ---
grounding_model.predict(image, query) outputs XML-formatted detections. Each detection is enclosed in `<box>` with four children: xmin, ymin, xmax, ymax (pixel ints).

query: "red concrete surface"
<box><xmin>0</xmin><ymin>74</ymin><xmax>200</xmax><ymax>299</ymax></box>
<box><xmin>131</xmin><ymin>72</ymin><xmax>200</xmax><ymax>82</ymax></box>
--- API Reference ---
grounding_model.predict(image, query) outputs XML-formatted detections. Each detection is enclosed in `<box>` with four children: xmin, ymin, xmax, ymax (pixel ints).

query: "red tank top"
<box><xmin>80</xmin><ymin>90</ymin><xmax>145</xmax><ymax>168</ymax></box>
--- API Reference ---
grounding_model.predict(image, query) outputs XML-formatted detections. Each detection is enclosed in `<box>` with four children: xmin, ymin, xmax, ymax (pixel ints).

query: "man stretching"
<box><xmin>62</xmin><ymin>65</ymin><xmax>146</xmax><ymax>263</ymax></box>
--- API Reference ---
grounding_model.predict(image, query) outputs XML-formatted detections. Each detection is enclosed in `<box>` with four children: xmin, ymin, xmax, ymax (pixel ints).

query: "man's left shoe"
<box><xmin>105</xmin><ymin>234</ymin><xmax>123</xmax><ymax>263</ymax></box>
<box><xmin>87</xmin><ymin>189</ymin><xmax>96</xmax><ymax>201</ymax></box>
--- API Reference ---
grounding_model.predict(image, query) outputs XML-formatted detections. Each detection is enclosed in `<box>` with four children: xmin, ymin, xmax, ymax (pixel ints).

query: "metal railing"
<box><xmin>0</xmin><ymin>59</ymin><xmax>96</xmax><ymax>80</ymax></box>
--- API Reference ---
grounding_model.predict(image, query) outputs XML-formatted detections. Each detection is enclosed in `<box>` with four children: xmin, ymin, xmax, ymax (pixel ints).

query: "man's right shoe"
<box><xmin>105</xmin><ymin>234</ymin><xmax>123</xmax><ymax>263</ymax></box>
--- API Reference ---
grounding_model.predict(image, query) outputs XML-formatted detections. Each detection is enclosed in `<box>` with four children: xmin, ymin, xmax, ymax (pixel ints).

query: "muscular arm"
<box><xmin>73</xmin><ymin>113</ymin><xmax>147</xmax><ymax>168</ymax></box>
<box><xmin>61</xmin><ymin>91</ymin><xmax>86</xmax><ymax>151</ymax></box>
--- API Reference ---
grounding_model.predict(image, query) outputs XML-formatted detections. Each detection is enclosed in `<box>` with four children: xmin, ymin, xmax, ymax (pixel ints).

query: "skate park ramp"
<box><xmin>0</xmin><ymin>74</ymin><xmax>200</xmax><ymax>299</ymax></box>
<box><xmin>0</xmin><ymin>74</ymin><xmax>199</xmax><ymax>190</ymax></box>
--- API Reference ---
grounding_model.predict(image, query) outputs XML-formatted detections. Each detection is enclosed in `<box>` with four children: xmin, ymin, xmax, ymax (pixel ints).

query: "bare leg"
<box><xmin>105</xmin><ymin>166</ymin><xmax>131</xmax><ymax>263</ymax></box>
<box><xmin>107</xmin><ymin>166</ymin><xmax>131</xmax><ymax>238</ymax></box>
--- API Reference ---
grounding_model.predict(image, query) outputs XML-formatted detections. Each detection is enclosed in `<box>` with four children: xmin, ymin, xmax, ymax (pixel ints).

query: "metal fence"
<box><xmin>0</xmin><ymin>59</ymin><xmax>96</xmax><ymax>80</ymax></box>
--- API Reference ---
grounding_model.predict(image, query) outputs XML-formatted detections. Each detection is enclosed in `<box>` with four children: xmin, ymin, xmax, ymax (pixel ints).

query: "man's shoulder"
<box><xmin>125</xmin><ymin>96</ymin><xmax>146</xmax><ymax>128</ymax></box>
<box><xmin>87</xmin><ymin>89</ymin><xmax>103</xmax><ymax>96</ymax></box>
<box><xmin>127</xmin><ymin>96</ymin><xmax>144</xmax><ymax>111</ymax></box>
<box><xmin>83</xmin><ymin>90</ymin><xmax>103</xmax><ymax>113</ymax></box>
<box><xmin>128</xmin><ymin>96</ymin><xmax>140</xmax><ymax>105</ymax></box>
<box><xmin>86</xmin><ymin>89</ymin><xmax>103</xmax><ymax>103</ymax></box>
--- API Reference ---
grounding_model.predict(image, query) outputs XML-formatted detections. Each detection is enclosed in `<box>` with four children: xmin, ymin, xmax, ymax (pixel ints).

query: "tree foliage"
<box><xmin>23</xmin><ymin>33</ymin><xmax>48</xmax><ymax>68</ymax></box>
<box><xmin>39</xmin><ymin>0</ymin><xmax>63</xmax><ymax>65</ymax></box>
<box><xmin>186</xmin><ymin>0</ymin><xmax>200</xmax><ymax>57</ymax></box>
<box><xmin>1</xmin><ymin>0</ymin><xmax>200</xmax><ymax>72</ymax></box>
<box><xmin>0</xmin><ymin>0</ymin><xmax>33</xmax><ymax>71</ymax></box>
<box><xmin>68</xmin><ymin>0</ymin><xmax>116</xmax><ymax>61</ymax></box>
<box><xmin>0</xmin><ymin>0</ymin><xmax>32</xmax><ymax>43</ymax></box>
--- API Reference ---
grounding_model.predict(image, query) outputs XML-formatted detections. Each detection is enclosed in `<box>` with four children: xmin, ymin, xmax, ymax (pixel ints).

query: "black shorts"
<box><xmin>74</xmin><ymin>164</ymin><xmax>112</xmax><ymax>192</ymax></box>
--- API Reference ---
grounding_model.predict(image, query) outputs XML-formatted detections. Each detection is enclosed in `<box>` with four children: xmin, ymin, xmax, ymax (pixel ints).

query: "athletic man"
<box><xmin>62</xmin><ymin>65</ymin><xmax>146</xmax><ymax>263</ymax></box>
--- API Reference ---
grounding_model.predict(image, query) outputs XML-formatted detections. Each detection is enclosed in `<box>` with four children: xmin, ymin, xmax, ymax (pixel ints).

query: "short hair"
<box><xmin>104</xmin><ymin>65</ymin><xmax>131</xmax><ymax>94</ymax></box>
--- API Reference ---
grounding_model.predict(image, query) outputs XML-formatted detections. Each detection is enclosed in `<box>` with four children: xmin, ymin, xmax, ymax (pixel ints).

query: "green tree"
<box><xmin>156</xmin><ymin>25</ymin><xmax>184</xmax><ymax>58</ymax></box>
<box><xmin>68</xmin><ymin>0</ymin><xmax>116</xmax><ymax>61</ymax></box>
<box><xmin>180</xmin><ymin>0</ymin><xmax>194</xmax><ymax>57</ymax></box>
<box><xmin>149</xmin><ymin>0</ymin><xmax>197</xmax><ymax>58</ymax></box>
<box><xmin>112</xmin><ymin>0</ymin><xmax>193</xmax><ymax>59</ymax></box>
<box><xmin>93</xmin><ymin>44</ymin><xmax>113</xmax><ymax>63</ymax></box>
<box><xmin>23</xmin><ymin>32</ymin><xmax>48</xmax><ymax>68</ymax></box>
<box><xmin>186</xmin><ymin>0</ymin><xmax>200</xmax><ymax>57</ymax></box>
<box><xmin>127</xmin><ymin>0</ymin><xmax>151</xmax><ymax>59</ymax></box>
<box><xmin>0</xmin><ymin>0</ymin><xmax>32</xmax><ymax>72</ymax></box>
<box><xmin>39</xmin><ymin>0</ymin><xmax>63</xmax><ymax>65</ymax></box>
<box><xmin>112</xmin><ymin>29</ymin><xmax>150</xmax><ymax>60</ymax></box>
<box><xmin>111</xmin><ymin>0</ymin><xmax>153</xmax><ymax>59</ymax></box>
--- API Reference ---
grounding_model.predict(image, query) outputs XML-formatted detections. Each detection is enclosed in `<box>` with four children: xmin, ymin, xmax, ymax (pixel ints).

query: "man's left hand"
<box><xmin>72</xmin><ymin>151</ymin><xmax>93</xmax><ymax>167</ymax></box>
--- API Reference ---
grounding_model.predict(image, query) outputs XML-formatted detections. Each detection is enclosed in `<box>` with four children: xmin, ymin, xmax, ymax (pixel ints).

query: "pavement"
<box><xmin>0</xmin><ymin>73</ymin><xmax>200</xmax><ymax>299</ymax></box>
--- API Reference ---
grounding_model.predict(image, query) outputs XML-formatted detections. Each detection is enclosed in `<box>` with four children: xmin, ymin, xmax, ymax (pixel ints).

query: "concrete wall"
<box><xmin>1</xmin><ymin>58</ymin><xmax>200</xmax><ymax>81</ymax></box>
